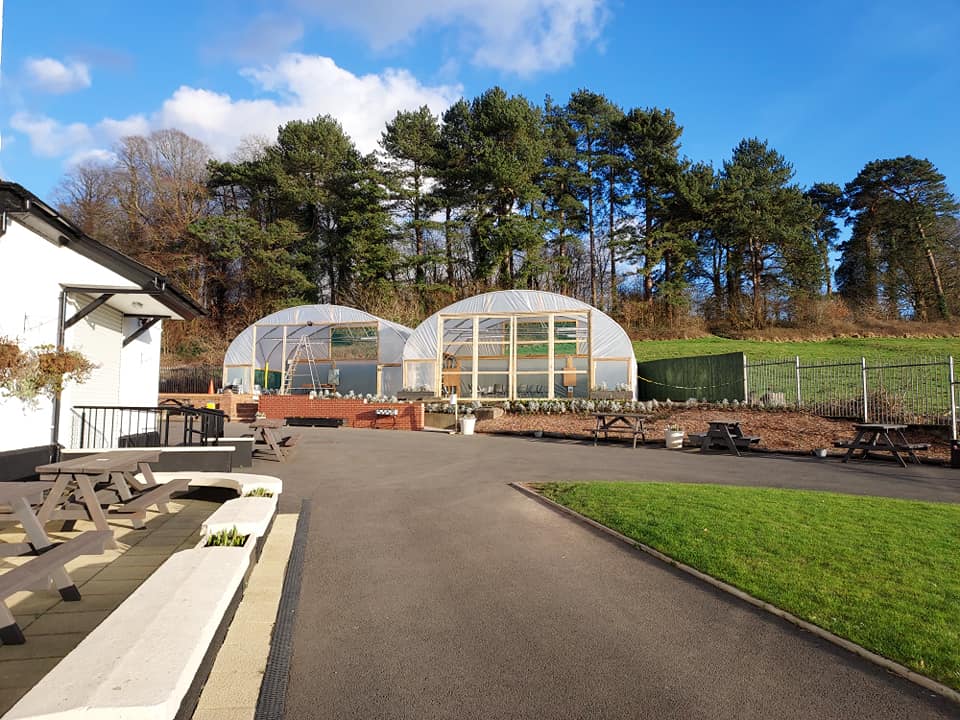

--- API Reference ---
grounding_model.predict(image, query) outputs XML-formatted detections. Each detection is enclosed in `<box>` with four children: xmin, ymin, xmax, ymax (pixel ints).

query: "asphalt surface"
<box><xmin>243</xmin><ymin>425</ymin><xmax>960</xmax><ymax>719</ymax></box>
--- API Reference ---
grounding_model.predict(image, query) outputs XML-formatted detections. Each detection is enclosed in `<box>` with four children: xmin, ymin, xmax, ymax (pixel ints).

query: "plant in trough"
<box><xmin>205</xmin><ymin>527</ymin><xmax>249</xmax><ymax>547</ymax></box>
<box><xmin>245</xmin><ymin>488</ymin><xmax>274</xmax><ymax>498</ymax></box>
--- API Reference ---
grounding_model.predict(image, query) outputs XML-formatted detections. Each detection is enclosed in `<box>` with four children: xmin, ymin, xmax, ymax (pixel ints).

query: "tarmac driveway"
<box><xmin>257</xmin><ymin>427</ymin><xmax>960</xmax><ymax>719</ymax></box>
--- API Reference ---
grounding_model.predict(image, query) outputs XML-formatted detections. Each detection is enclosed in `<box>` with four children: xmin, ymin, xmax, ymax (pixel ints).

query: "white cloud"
<box><xmin>10</xmin><ymin>53</ymin><xmax>462</xmax><ymax>162</ymax></box>
<box><xmin>23</xmin><ymin>57</ymin><xmax>92</xmax><ymax>94</ymax></box>
<box><xmin>291</xmin><ymin>0</ymin><xmax>609</xmax><ymax>74</ymax></box>
<box><xmin>9</xmin><ymin>113</ymin><xmax>93</xmax><ymax>156</ymax></box>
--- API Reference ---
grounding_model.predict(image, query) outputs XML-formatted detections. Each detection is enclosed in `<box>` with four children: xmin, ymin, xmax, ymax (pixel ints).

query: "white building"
<box><xmin>0</xmin><ymin>182</ymin><xmax>203</xmax><ymax>478</ymax></box>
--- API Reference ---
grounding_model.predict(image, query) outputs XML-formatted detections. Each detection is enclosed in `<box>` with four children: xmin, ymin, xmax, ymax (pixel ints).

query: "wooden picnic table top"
<box><xmin>250</xmin><ymin>418</ymin><xmax>284</xmax><ymax>429</ymax></box>
<box><xmin>0</xmin><ymin>481</ymin><xmax>54</xmax><ymax>504</ymax></box>
<box><xmin>36</xmin><ymin>451</ymin><xmax>160</xmax><ymax>475</ymax></box>
<box><xmin>593</xmin><ymin>412</ymin><xmax>649</xmax><ymax>419</ymax></box>
<box><xmin>707</xmin><ymin>419</ymin><xmax>742</xmax><ymax>426</ymax></box>
<box><xmin>853</xmin><ymin>422</ymin><xmax>907</xmax><ymax>431</ymax></box>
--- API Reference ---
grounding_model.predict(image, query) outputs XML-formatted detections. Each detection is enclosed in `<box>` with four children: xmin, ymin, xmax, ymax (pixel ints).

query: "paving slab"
<box><xmin>251</xmin><ymin>425</ymin><xmax>960</xmax><ymax>720</ymax></box>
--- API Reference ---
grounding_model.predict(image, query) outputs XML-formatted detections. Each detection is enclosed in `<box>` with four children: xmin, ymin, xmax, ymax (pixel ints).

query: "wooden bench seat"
<box><xmin>5</xmin><ymin>544</ymin><xmax>254</xmax><ymax>719</ymax></box>
<box><xmin>0</xmin><ymin>530</ymin><xmax>112</xmax><ymax>645</ymax></box>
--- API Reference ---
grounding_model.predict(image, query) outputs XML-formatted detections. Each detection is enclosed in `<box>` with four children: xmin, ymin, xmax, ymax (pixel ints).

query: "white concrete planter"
<box><xmin>460</xmin><ymin>416</ymin><xmax>476</xmax><ymax>435</ymax></box>
<box><xmin>5</xmin><ymin>545</ymin><xmax>253</xmax><ymax>720</ymax></box>
<box><xmin>201</xmin><ymin>496</ymin><xmax>277</xmax><ymax>543</ymax></box>
<box><xmin>665</xmin><ymin>429</ymin><xmax>684</xmax><ymax>449</ymax></box>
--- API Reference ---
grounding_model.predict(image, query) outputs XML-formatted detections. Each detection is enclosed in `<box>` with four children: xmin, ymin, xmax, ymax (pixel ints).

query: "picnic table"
<box><xmin>592</xmin><ymin>413</ymin><xmax>648</xmax><ymax>449</ymax></box>
<box><xmin>35</xmin><ymin>451</ymin><xmax>168</xmax><ymax>546</ymax></box>
<box><xmin>837</xmin><ymin>423</ymin><xmax>927</xmax><ymax>468</ymax></box>
<box><xmin>250</xmin><ymin>418</ymin><xmax>296</xmax><ymax>462</ymax></box>
<box><xmin>696</xmin><ymin>420</ymin><xmax>760</xmax><ymax>457</ymax></box>
<box><xmin>0</xmin><ymin>481</ymin><xmax>113</xmax><ymax>643</ymax></box>
<box><xmin>0</xmin><ymin>482</ymin><xmax>63</xmax><ymax>559</ymax></box>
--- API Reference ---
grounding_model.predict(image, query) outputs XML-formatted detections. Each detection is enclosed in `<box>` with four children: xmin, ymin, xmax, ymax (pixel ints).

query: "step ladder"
<box><xmin>281</xmin><ymin>336</ymin><xmax>320</xmax><ymax>395</ymax></box>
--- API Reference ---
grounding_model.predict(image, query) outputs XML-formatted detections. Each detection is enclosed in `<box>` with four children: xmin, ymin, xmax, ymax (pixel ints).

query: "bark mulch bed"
<box><xmin>476</xmin><ymin>407</ymin><xmax>953</xmax><ymax>462</ymax></box>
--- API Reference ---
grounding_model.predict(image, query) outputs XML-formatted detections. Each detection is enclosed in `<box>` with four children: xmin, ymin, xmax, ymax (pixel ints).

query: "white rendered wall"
<box><xmin>119</xmin><ymin>316</ymin><xmax>162</xmax><ymax>407</ymax></box>
<box><xmin>0</xmin><ymin>218</ymin><xmax>160</xmax><ymax>451</ymax></box>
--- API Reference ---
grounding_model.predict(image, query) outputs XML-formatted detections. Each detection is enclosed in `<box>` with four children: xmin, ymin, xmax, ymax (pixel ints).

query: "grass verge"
<box><xmin>633</xmin><ymin>335</ymin><xmax>960</xmax><ymax>362</ymax></box>
<box><xmin>535</xmin><ymin>481</ymin><xmax>960</xmax><ymax>691</ymax></box>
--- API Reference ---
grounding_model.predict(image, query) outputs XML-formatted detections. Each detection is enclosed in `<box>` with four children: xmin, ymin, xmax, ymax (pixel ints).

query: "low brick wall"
<box><xmin>158</xmin><ymin>392</ymin><xmax>257</xmax><ymax>421</ymax></box>
<box><xmin>257</xmin><ymin>396</ymin><xmax>424</xmax><ymax>431</ymax></box>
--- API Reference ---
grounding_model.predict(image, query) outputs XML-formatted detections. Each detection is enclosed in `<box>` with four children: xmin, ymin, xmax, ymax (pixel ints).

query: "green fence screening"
<box><xmin>637</xmin><ymin>352</ymin><xmax>746</xmax><ymax>402</ymax></box>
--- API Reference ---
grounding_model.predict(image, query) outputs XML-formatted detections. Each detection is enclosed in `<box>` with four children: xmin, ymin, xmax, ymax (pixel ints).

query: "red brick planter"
<box><xmin>257</xmin><ymin>396</ymin><xmax>424</xmax><ymax>431</ymax></box>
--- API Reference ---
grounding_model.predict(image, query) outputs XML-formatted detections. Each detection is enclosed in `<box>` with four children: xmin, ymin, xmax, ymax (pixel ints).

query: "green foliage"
<box><xmin>205</xmin><ymin>527</ymin><xmax>249</xmax><ymax>547</ymax></box>
<box><xmin>244</xmin><ymin>488</ymin><xmax>274</xmax><ymax>498</ymax></box>
<box><xmin>538</xmin><ymin>482</ymin><xmax>960</xmax><ymax>690</ymax></box>
<box><xmin>841</xmin><ymin>156</ymin><xmax>959</xmax><ymax>320</ymax></box>
<box><xmin>53</xmin><ymin>90</ymin><xmax>960</xmax><ymax>342</ymax></box>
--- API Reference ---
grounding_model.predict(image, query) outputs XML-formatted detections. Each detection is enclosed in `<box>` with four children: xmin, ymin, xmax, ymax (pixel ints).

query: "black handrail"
<box><xmin>71</xmin><ymin>403</ymin><xmax>225</xmax><ymax>449</ymax></box>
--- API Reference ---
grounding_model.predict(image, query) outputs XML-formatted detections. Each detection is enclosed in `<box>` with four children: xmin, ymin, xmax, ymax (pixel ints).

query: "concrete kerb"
<box><xmin>509</xmin><ymin>480</ymin><xmax>960</xmax><ymax>708</ymax></box>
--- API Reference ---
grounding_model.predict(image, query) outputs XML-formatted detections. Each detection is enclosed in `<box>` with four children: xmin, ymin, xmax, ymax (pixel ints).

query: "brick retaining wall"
<box><xmin>257</xmin><ymin>396</ymin><xmax>424</xmax><ymax>431</ymax></box>
<box><xmin>158</xmin><ymin>392</ymin><xmax>257</xmax><ymax>421</ymax></box>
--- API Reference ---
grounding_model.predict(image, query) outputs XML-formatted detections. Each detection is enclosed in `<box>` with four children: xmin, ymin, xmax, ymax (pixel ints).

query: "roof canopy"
<box><xmin>403</xmin><ymin>290</ymin><xmax>636</xmax><ymax>362</ymax></box>
<box><xmin>224</xmin><ymin>304</ymin><xmax>413</xmax><ymax>369</ymax></box>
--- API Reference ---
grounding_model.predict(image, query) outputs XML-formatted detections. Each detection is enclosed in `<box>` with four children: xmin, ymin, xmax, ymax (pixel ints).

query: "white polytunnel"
<box><xmin>222</xmin><ymin>305</ymin><xmax>413</xmax><ymax>397</ymax></box>
<box><xmin>402</xmin><ymin>290</ymin><xmax>637</xmax><ymax>401</ymax></box>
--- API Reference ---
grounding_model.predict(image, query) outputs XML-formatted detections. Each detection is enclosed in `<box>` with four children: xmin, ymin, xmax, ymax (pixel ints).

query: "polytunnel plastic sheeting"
<box><xmin>402</xmin><ymin>290</ymin><xmax>636</xmax><ymax>364</ymax></box>
<box><xmin>223</xmin><ymin>304</ymin><xmax>413</xmax><ymax>368</ymax></box>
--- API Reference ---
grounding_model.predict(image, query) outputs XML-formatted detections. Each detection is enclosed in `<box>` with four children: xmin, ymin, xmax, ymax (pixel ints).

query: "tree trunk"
<box><xmin>750</xmin><ymin>238</ymin><xmax>764</xmax><ymax>327</ymax></box>
<box><xmin>588</xmin><ymin>188</ymin><xmax>597</xmax><ymax>307</ymax></box>
<box><xmin>916</xmin><ymin>220</ymin><xmax>950</xmax><ymax>318</ymax></box>
<box><xmin>608</xmin><ymin>168</ymin><xmax>617</xmax><ymax>312</ymax></box>
<box><xmin>444</xmin><ymin>206</ymin><xmax>455</xmax><ymax>286</ymax></box>
<box><xmin>643</xmin><ymin>187</ymin><xmax>653</xmax><ymax>302</ymax></box>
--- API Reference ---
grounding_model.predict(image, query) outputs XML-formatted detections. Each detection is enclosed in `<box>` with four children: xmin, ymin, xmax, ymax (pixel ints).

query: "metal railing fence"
<box><xmin>744</xmin><ymin>355</ymin><xmax>957</xmax><ymax>438</ymax></box>
<box><xmin>69</xmin><ymin>402</ymin><xmax>225</xmax><ymax>449</ymax></box>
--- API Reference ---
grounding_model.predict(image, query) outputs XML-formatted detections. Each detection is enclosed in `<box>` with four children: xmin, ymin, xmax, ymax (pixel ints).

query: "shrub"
<box><xmin>205</xmin><ymin>527</ymin><xmax>248</xmax><ymax>547</ymax></box>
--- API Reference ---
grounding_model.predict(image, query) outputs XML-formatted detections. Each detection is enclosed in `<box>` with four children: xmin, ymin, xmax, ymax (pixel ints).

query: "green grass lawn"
<box><xmin>535</xmin><ymin>481</ymin><xmax>960</xmax><ymax>690</ymax></box>
<box><xmin>633</xmin><ymin>335</ymin><xmax>960</xmax><ymax>362</ymax></box>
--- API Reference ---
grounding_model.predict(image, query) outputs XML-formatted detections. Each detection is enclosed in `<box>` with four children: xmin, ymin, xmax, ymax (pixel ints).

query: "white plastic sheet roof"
<box><xmin>402</xmin><ymin>290</ymin><xmax>636</xmax><ymax>362</ymax></box>
<box><xmin>223</xmin><ymin>304</ymin><xmax>413</xmax><ymax>368</ymax></box>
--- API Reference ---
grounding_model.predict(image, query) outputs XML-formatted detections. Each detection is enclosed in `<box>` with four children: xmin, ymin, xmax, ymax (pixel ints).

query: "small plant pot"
<box><xmin>533</xmin><ymin>430</ymin><xmax>543</xmax><ymax>438</ymax></box>
<box><xmin>665</xmin><ymin>430</ymin><xmax>684</xmax><ymax>449</ymax></box>
<box><xmin>813</xmin><ymin>448</ymin><xmax>828</xmax><ymax>458</ymax></box>
<box><xmin>460</xmin><ymin>416</ymin><xmax>476</xmax><ymax>435</ymax></box>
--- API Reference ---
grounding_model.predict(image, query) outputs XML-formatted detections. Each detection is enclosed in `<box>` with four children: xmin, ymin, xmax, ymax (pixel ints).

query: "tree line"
<box><xmin>54</xmin><ymin>87</ymin><xmax>959</xmax><ymax>356</ymax></box>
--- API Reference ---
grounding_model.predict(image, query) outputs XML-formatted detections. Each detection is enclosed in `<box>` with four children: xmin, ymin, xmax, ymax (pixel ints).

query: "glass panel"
<box><xmin>554</xmin><ymin>314</ymin><xmax>589</xmax><ymax>355</ymax></box>
<box><xmin>443</xmin><ymin>318</ymin><xmax>473</xmax><ymax>351</ymax></box>
<box><xmin>253</xmin><ymin>369</ymin><xmax>282</xmax><ymax>390</ymax></box>
<box><xmin>404</xmin><ymin>361</ymin><xmax>435</xmax><ymax>392</ymax></box>
<box><xmin>554</xmin><ymin>373</ymin><xmax>588</xmax><ymax>398</ymax></box>
<box><xmin>594</xmin><ymin>360</ymin><xmax>630</xmax><ymax>391</ymax></box>
<box><xmin>381</xmin><ymin>366</ymin><xmax>402</xmax><ymax>396</ymax></box>
<box><xmin>517</xmin><ymin>358</ymin><xmax>549</xmax><ymax>372</ymax></box>
<box><xmin>287</xmin><ymin>362</ymin><xmax>330</xmax><ymax>394</ymax></box>
<box><xmin>516</xmin><ymin>318</ymin><xmax>549</xmax><ymax>342</ymax></box>
<box><xmin>336</xmin><ymin>363</ymin><xmax>377</xmax><ymax>395</ymax></box>
<box><xmin>516</xmin><ymin>374</ymin><xmax>549</xmax><ymax>397</ymax></box>
<box><xmin>475</xmin><ymin>374</ymin><xmax>509</xmax><ymax>398</ymax></box>
<box><xmin>331</xmin><ymin>325</ymin><xmax>378</xmax><ymax>360</ymax></box>
<box><xmin>225</xmin><ymin>367</ymin><xmax>248</xmax><ymax>391</ymax></box>
<box><xmin>478</xmin><ymin>358</ymin><xmax>508</xmax><ymax>372</ymax></box>
<box><xmin>477</xmin><ymin>317</ymin><xmax>511</xmax><ymax>343</ymax></box>
<box><xmin>286</xmin><ymin>326</ymin><xmax>331</xmax><ymax>360</ymax></box>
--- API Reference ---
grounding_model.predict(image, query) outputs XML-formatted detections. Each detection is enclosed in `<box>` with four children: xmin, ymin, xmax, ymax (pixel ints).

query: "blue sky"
<box><xmin>1</xmin><ymin>0</ymin><xmax>958</xmax><ymax>202</ymax></box>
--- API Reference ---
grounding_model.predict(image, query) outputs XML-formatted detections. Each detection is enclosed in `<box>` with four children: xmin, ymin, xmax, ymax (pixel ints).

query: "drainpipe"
<box><xmin>50</xmin><ymin>289</ymin><xmax>67</xmax><ymax>452</ymax></box>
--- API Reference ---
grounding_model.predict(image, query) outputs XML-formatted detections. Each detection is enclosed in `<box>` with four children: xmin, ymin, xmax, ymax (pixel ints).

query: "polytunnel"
<box><xmin>223</xmin><ymin>305</ymin><xmax>413</xmax><ymax>397</ymax></box>
<box><xmin>402</xmin><ymin>290</ymin><xmax>636</xmax><ymax>401</ymax></box>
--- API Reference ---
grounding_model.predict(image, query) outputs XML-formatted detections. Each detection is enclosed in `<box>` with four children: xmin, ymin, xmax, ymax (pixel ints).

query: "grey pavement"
<box><xmin>241</xmin><ymin>425</ymin><xmax>960</xmax><ymax>719</ymax></box>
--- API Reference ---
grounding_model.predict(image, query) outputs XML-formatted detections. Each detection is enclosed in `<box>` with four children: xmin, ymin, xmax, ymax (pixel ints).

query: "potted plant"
<box><xmin>0</xmin><ymin>339</ymin><xmax>94</xmax><ymax>404</ymax></box>
<box><xmin>665</xmin><ymin>423</ymin><xmax>684</xmax><ymax>449</ymax></box>
<box><xmin>460</xmin><ymin>407</ymin><xmax>477</xmax><ymax>435</ymax></box>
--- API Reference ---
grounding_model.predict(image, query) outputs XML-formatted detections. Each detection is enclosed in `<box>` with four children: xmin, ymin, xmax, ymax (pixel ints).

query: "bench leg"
<box><xmin>0</xmin><ymin>605</ymin><xmax>25</xmax><ymax>645</ymax></box>
<box><xmin>75</xmin><ymin>475</ymin><xmax>118</xmax><ymax>549</ymax></box>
